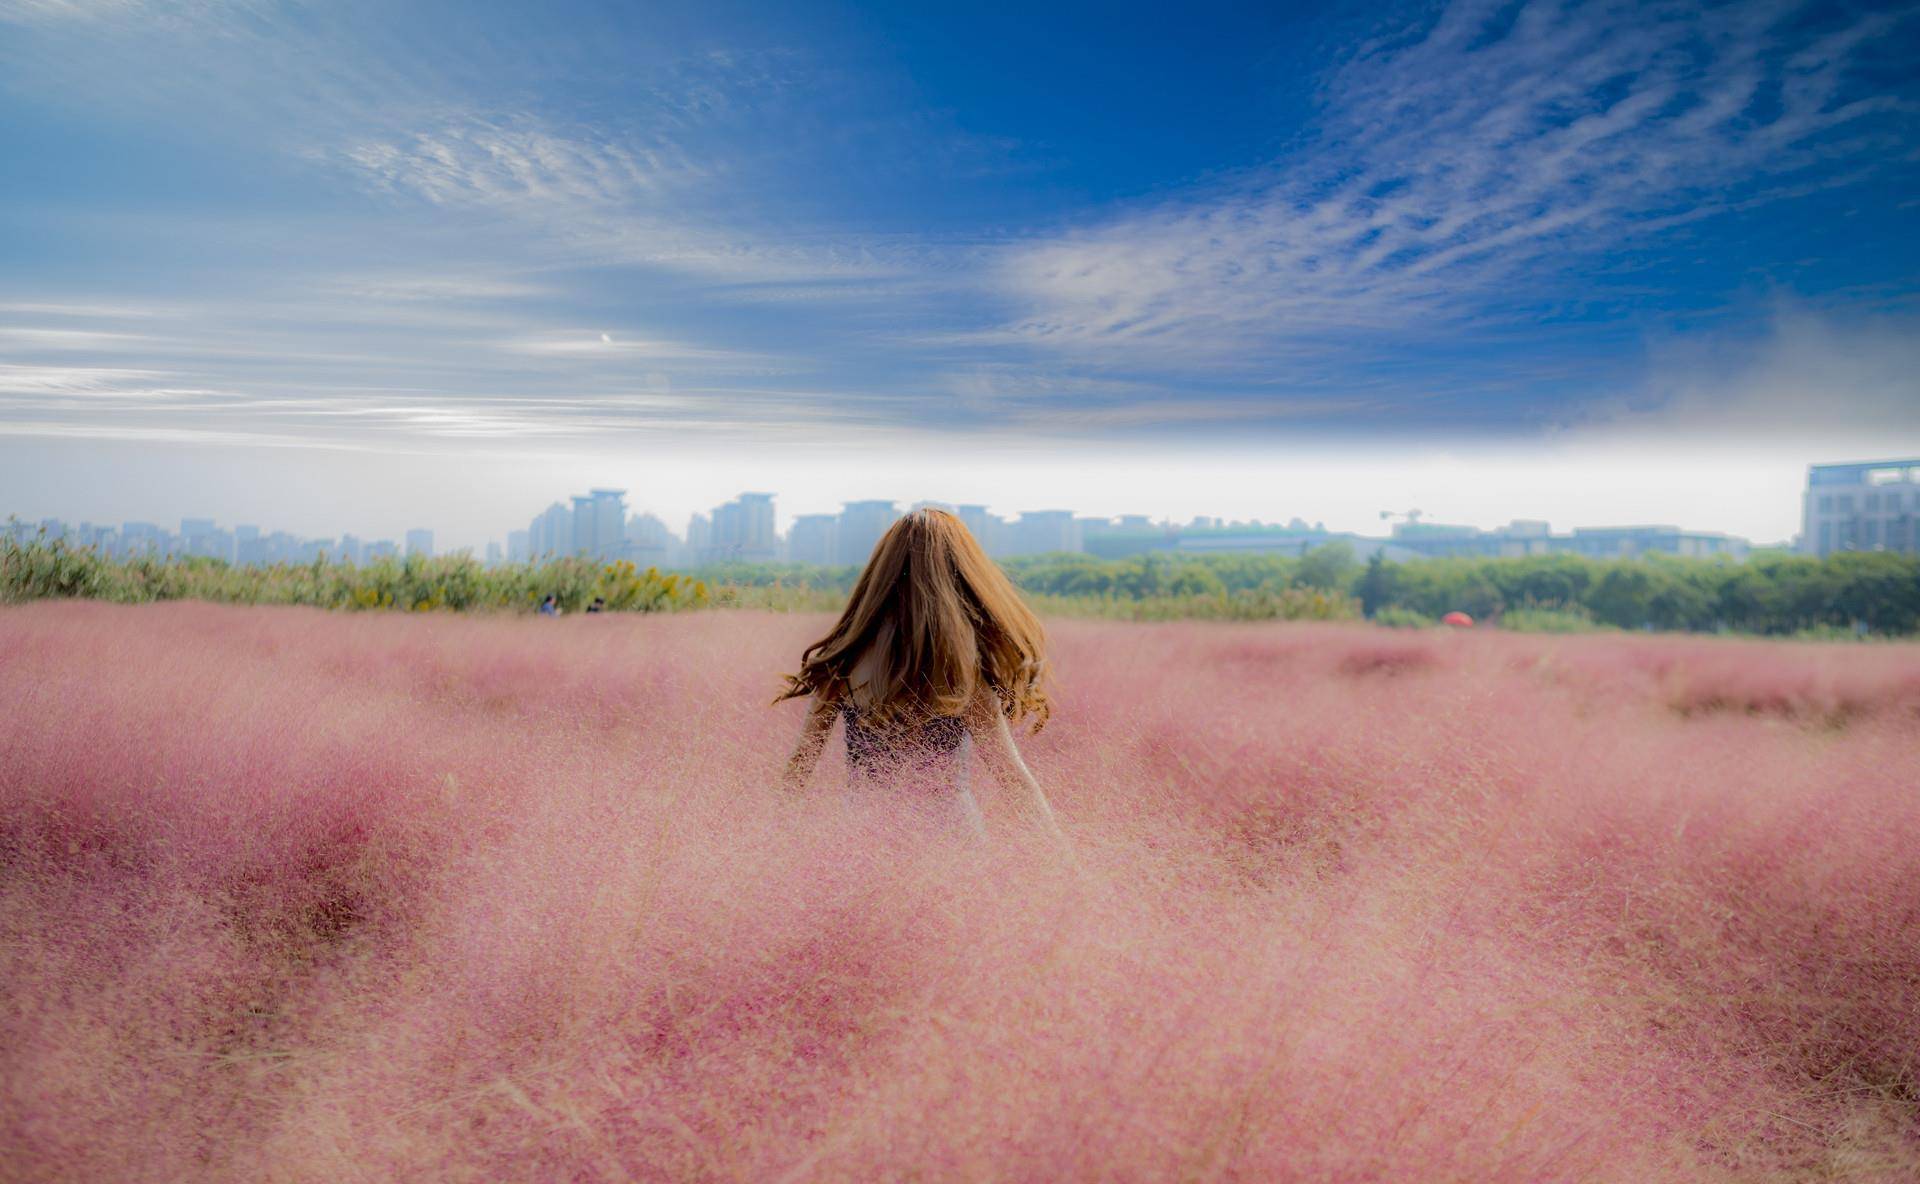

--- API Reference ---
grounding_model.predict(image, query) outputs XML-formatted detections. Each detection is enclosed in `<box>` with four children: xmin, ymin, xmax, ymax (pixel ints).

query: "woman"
<box><xmin>776</xmin><ymin>508</ymin><xmax>1065</xmax><ymax>842</ymax></box>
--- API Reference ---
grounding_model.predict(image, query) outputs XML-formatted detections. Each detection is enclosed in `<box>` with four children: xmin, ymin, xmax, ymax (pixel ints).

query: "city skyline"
<box><xmin>2</xmin><ymin>499</ymin><xmax>1754</xmax><ymax>569</ymax></box>
<box><xmin>3</xmin><ymin>438</ymin><xmax>1893</xmax><ymax>555</ymax></box>
<box><xmin>20</xmin><ymin>455</ymin><xmax>1920</xmax><ymax>565</ymax></box>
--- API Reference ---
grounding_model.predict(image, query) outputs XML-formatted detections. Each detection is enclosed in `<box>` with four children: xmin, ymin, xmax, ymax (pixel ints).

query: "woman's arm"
<box><xmin>963</xmin><ymin>685</ymin><xmax>1067</xmax><ymax>843</ymax></box>
<box><xmin>781</xmin><ymin>692</ymin><xmax>839</xmax><ymax>792</ymax></box>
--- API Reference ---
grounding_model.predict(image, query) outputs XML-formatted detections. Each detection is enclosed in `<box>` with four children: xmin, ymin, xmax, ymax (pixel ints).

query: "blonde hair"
<box><xmin>777</xmin><ymin>508</ymin><xmax>1049</xmax><ymax>730</ymax></box>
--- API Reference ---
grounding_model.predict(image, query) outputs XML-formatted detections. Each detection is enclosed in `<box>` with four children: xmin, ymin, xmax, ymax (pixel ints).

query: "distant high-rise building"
<box><xmin>485</xmin><ymin>541</ymin><xmax>503</xmax><ymax>565</ymax></box>
<box><xmin>593</xmin><ymin>489</ymin><xmax>628</xmax><ymax>559</ymax></box>
<box><xmin>624</xmin><ymin>512</ymin><xmax>678</xmax><ymax>566</ymax></box>
<box><xmin>1803</xmin><ymin>459</ymin><xmax>1920</xmax><ymax>556</ymax></box>
<box><xmin>337</xmin><ymin>534</ymin><xmax>364</xmax><ymax>565</ymax></box>
<box><xmin>955</xmin><ymin>504</ymin><xmax>1007</xmax><ymax>556</ymax></box>
<box><xmin>1010</xmin><ymin>510</ymin><xmax>1081</xmax><ymax>556</ymax></box>
<box><xmin>567</xmin><ymin>489</ymin><xmax>627</xmax><ymax>560</ymax></box>
<box><xmin>405</xmin><ymin>529</ymin><xmax>434</xmax><ymax>558</ymax></box>
<box><xmin>179</xmin><ymin>517</ymin><xmax>234</xmax><ymax>563</ymax></box>
<box><xmin>231</xmin><ymin>524</ymin><xmax>261</xmax><ymax>564</ymax></box>
<box><xmin>706</xmin><ymin>492</ymin><xmax>777</xmax><ymax>561</ymax></box>
<box><xmin>70</xmin><ymin>521</ymin><xmax>114</xmax><ymax>553</ymax></box>
<box><xmin>366</xmin><ymin>539</ymin><xmax>398</xmax><ymax>560</ymax></box>
<box><xmin>529</xmin><ymin>502</ymin><xmax>571</xmax><ymax>558</ymax></box>
<box><xmin>686</xmin><ymin>512</ymin><xmax>712</xmax><ymax>558</ymax></box>
<box><xmin>787</xmin><ymin>513</ymin><xmax>838</xmax><ymax>566</ymax></box>
<box><xmin>569</xmin><ymin>495</ymin><xmax>596</xmax><ymax>555</ymax></box>
<box><xmin>1076</xmin><ymin>515</ymin><xmax>1116</xmax><ymax>542</ymax></box>
<box><xmin>265</xmin><ymin>531</ymin><xmax>302</xmax><ymax>562</ymax></box>
<box><xmin>836</xmin><ymin>500</ymin><xmax>899</xmax><ymax>565</ymax></box>
<box><xmin>121</xmin><ymin>521</ymin><xmax>167</xmax><ymax>557</ymax></box>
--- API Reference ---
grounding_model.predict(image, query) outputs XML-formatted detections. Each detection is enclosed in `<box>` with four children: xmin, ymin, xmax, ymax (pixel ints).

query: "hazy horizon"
<box><xmin>2</xmin><ymin>434</ymin><xmax>1892</xmax><ymax>551</ymax></box>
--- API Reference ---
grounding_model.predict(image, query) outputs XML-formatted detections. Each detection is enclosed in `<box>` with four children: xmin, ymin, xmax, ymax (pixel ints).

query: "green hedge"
<box><xmin>2</xmin><ymin>536</ymin><xmax>706</xmax><ymax>614</ymax></box>
<box><xmin>8</xmin><ymin>530</ymin><xmax>1918</xmax><ymax>636</ymax></box>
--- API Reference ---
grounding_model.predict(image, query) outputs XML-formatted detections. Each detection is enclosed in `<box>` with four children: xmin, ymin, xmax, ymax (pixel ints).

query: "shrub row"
<box><xmin>0</xmin><ymin>537</ymin><xmax>706</xmax><ymax>614</ymax></box>
<box><xmin>9</xmin><ymin>531</ymin><xmax>1917</xmax><ymax>635</ymax></box>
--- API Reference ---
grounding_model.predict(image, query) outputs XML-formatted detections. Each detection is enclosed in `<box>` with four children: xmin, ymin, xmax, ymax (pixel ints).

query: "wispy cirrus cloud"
<box><xmin>316</xmin><ymin>108</ymin><xmax>938</xmax><ymax>289</ymax></box>
<box><xmin>0</xmin><ymin>327</ymin><xmax>159</xmax><ymax>349</ymax></box>
<box><xmin>1007</xmin><ymin>396</ymin><xmax>1369</xmax><ymax>430</ymax></box>
<box><xmin>0</xmin><ymin>363</ymin><xmax>182</xmax><ymax>396</ymax></box>
<box><xmin>321</xmin><ymin>115</ymin><xmax>704</xmax><ymax>211</ymax></box>
<box><xmin>0</xmin><ymin>301</ymin><xmax>171</xmax><ymax>318</ymax></box>
<box><xmin>3</xmin><ymin>1</ymin><xmax>920</xmax><ymax>296</ymax></box>
<box><xmin>497</xmin><ymin>330</ymin><xmax>760</xmax><ymax>362</ymax></box>
<box><xmin>997</xmin><ymin>0</ymin><xmax>1918</xmax><ymax>358</ymax></box>
<box><xmin>1</xmin><ymin>0</ymin><xmax>1913</xmax><ymax>471</ymax></box>
<box><xmin>0</xmin><ymin>0</ymin><xmax>155</xmax><ymax>23</ymax></box>
<box><xmin>321</xmin><ymin>276</ymin><xmax>555</xmax><ymax>305</ymax></box>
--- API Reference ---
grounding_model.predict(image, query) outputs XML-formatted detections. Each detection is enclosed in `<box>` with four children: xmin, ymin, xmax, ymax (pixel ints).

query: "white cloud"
<box><xmin>325</xmin><ymin>115</ymin><xmax>700</xmax><ymax>210</ymax></box>
<box><xmin>0</xmin><ymin>301</ymin><xmax>168</xmax><ymax>317</ymax></box>
<box><xmin>1007</xmin><ymin>397</ymin><xmax>1362</xmax><ymax>430</ymax></box>
<box><xmin>326</xmin><ymin>276</ymin><xmax>557</xmax><ymax>303</ymax></box>
<box><xmin>997</xmin><ymin>0</ymin><xmax>1914</xmax><ymax>356</ymax></box>
<box><xmin>1571</xmin><ymin>305</ymin><xmax>1920</xmax><ymax>452</ymax></box>
<box><xmin>0</xmin><ymin>0</ymin><xmax>152</xmax><ymax>23</ymax></box>
<box><xmin>0</xmin><ymin>327</ymin><xmax>157</xmax><ymax>348</ymax></box>
<box><xmin>0</xmin><ymin>421</ymin><xmax>401</xmax><ymax>451</ymax></box>
<box><xmin>0</xmin><ymin>363</ymin><xmax>171</xmax><ymax>393</ymax></box>
<box><xmin>496</xmin><ymin>330</ymin><xmax>754</xmax><ymax>362</ymax></box>
<box><xmin>315</xmin><ymin>109</ymin><xmax>933</xmax><ymax>291</ymax></box>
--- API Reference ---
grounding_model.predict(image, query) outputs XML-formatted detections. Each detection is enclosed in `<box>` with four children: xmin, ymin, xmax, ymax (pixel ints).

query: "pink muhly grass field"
<box><xmin>3</xmin><ymin>601</ymin><xmax>1919</xmax><ymax>1182</ymax></box>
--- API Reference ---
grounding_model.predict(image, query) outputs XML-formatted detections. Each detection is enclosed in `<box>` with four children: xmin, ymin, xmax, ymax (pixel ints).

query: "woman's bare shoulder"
<box><xmin>961</xmin><ymin>680</ymin><xmax>1005</xmax><ymax>728</ymax></box>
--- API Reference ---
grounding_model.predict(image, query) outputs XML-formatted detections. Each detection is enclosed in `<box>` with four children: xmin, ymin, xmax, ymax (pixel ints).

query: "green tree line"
<box><xmin>694</xmin><ymin>545</ymin><xmax>1920</xmax><ymax>636</ymax></box>
<box><xmin>2</xmin><ymin>534</ymin><xmax>707</xmax><ymax>614</ymax></box>
<box><xmin>7</xmin><ymin>530</ymin><xmax>1917</xmax><ymax>635</ymax></box>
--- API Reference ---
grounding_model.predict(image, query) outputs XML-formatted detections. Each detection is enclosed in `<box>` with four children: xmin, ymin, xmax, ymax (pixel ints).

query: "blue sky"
<box><xmin>2</xmin><ymin>0</ymin><xmax>1917</xmax><ymax>546</ymax></box>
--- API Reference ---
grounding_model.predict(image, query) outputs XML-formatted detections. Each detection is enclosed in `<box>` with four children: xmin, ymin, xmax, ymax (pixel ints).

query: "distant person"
<box><xmin>586</xmin><ymin>596</ymin><xmax>607</xmax><ymax>614</ymax></box>
<box><xmin>777</xmin><ymin>508</ymin><xmax>1065</xmax><ymax>844</ymax></box>
<box><xmin>538</xmin><ymin>594</ymin><xmax>560</xmax><ymax>617</ymax></box>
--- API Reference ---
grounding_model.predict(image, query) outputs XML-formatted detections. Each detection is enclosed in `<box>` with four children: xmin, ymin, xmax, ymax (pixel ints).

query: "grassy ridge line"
<box><xmin>0</xmin><ymin>537</ymin><xmax>709</xmax><ymax>614</ymax></box>
<box><xmin>703</xmin><ymin>547</ymin><xmax>1920</xmax><ymax>636</ymax></box>
<box><xmin>7</xmin><ymin>533</ymin><xmax>1919</xmax><ymax>635</ymax></box>
<box><xmin>0</xmin><ymin>535</ymin><xmax>1363</xmax><ymax>623</ymax></box>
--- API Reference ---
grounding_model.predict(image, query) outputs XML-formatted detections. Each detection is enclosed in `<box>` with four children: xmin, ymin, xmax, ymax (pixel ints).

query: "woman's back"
<box><xmin>841</xmin><ymin>701</ymin><xmax>966</xmax><ymax>777</ymax></box>
<box><xmin>776</xmin><ymin>508</ymin><xmax>1062</xmax><ymax>845</ymax></box>
<box><xmin>838</xmin><ymin>700</ymin><xmax>982</xmax><ymax>834</ymax></box>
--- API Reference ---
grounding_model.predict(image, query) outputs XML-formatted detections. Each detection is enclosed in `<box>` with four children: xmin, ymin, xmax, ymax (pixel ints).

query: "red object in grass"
<box><xmin>1442</xmin><ymin>611</ymin><xmax>1474</xmax><ymax>628</ymax></box>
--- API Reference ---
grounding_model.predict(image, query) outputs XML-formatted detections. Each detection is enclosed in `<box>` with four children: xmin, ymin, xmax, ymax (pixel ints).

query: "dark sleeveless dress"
<box><xmin>841</xmin><ymin>702</ymin><xmax>967</xmax><ymax>780</ymax></box>
<box><xmin>837</xmin><ymin>702</ymin><xmax>985</xmax><ymax>836</ymax></box>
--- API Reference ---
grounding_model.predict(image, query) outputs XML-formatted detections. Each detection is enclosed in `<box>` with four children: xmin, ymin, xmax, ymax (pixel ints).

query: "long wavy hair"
<box><xmin>776</xmin><ymin>508</ymin><xmax>1049</xmax><ymax>730</ymax></box>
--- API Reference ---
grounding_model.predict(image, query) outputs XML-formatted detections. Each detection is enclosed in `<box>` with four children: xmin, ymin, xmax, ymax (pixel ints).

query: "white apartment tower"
<box><xmin>1803</xmin><ymin>460</ymin><xmax>1920</xmax><ymax>556</ymax></box>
